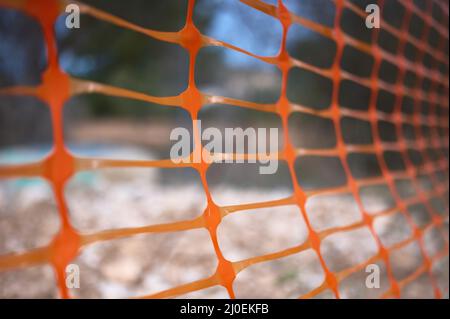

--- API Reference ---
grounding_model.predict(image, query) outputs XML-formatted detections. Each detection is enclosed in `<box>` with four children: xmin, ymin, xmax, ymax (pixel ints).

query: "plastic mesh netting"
<box><xmin>0</xmin><ymin>0</ymin><xmax>448</xmax><ymax>299</ymax></box>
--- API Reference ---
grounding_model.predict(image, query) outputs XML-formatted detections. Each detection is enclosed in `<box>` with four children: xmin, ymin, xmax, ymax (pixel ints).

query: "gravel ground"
<box><xmin>0</xmin><ymin>148</ymin><xmax>448</xmax><ymax>299</ymax></box>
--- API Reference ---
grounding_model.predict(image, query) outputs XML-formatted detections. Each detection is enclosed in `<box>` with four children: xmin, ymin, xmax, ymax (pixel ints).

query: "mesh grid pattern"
<box><xmin>0</xmin><ymin>0</ymin><xmax>448</xmax><ymax>299</ymax></box>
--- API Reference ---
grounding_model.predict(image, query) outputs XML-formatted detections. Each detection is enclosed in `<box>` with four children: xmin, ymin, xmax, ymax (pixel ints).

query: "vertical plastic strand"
<box><xmin>23</xmin><ymin>0</ymin><xmax>80</xmax><ymax>299</ymax></box>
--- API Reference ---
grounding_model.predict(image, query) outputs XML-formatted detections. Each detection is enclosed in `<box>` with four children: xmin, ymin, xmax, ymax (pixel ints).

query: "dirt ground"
<box><xmin>0</xmin><ymin>156</ymin><xmax>448</xmax><ymax>299</ymax></box>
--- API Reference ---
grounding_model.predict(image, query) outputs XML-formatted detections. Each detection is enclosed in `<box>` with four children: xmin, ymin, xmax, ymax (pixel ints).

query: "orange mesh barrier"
<box><xmin>0</xmin><ymin>0</ymin><xmax>448</xmax><ymax>299</ymax></box>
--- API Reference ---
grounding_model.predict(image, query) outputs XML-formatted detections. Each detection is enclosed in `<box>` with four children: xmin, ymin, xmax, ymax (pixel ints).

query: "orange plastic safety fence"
<box><xmin>0</xmin><ymin>0</ymin><xmax>448</xmax><ymax>299</ymax></box>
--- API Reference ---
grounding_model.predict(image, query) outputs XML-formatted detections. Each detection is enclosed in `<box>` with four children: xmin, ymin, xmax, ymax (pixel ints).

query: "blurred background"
<box><xmin>0</xmin><ymin>0</ymin><xmax>448</xmax><ymax>298</ymax></box>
